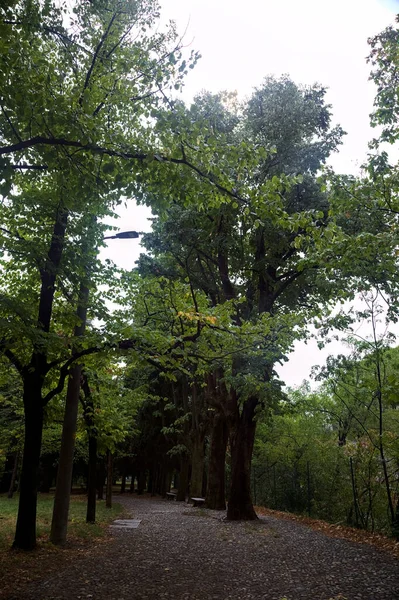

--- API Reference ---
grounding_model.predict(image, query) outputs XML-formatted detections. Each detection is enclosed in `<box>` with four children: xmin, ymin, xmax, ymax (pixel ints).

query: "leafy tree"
<box><xmin>0</xmin><ymin>0</ymin><xmax>200</xmax><ymax>550</ymax></box>
<box><xmin>138</xmin><ymin>77</ymin><xmax>349</xmax><ymax>520</ymax></box>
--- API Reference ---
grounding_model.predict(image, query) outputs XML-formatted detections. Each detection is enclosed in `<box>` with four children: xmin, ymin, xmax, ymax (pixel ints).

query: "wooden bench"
<box><xmin>190</xmin><ymin>497</ymin><xmax>205</xmax><ymax>507</ymax></box>
<box><xmin>166</xmin><ymin>492</ymin><xmax>177</xmax><ymax>500</ymax></box>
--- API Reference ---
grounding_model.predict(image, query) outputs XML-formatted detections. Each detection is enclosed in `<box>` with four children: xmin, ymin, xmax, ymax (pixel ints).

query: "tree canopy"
<box><xmin>1</xmin><ymin>0</ymin><xmax>399</xmax><ymax>551</ymax></box>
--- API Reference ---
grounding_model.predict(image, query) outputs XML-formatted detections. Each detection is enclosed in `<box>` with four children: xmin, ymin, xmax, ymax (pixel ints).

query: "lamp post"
<box><xmin>50</xmin><ymin>230</ymin><xmax>141</xmax><ymax>545</ymax></box>
<box><xmin>103</xmin><ymin>230</ymin><xmax>140</xmax><ymax>240</ymax></box>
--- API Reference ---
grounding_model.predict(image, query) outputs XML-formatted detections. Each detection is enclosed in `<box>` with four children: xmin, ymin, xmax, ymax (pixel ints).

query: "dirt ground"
<box><xmin>3</xmin><ymin>495</ymin><xmax>399</xmax><ymax>600</ymax></box>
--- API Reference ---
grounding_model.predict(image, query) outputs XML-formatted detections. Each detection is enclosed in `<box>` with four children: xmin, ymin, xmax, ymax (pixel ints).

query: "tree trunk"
<box><xmin>227</xmin><ymin>397</ymin><xmax>258</xmax><ymax>520</ymax></box>
<box><xmin>206</xmin><ymin>412</ymin><xmax>228</xmax><ymax>510</ymax></box>
<box><xmin>13</xmin><ymin>388</ymin><xmax>44</xmax><ymax>550</ymax></box>
<box><xmin>7</xmin><ymin>450</ymin><xmax>20</xmax><ymax>499</ymax></box>
<box><xmin>129</xmin><ymin>472</ymin><xmax>135</xmax><ymax>494</ymax></box>
<box><xmin>190</xmin><ymin>437</ymin><xmax>205</xmax><ymax>498</ymax></box>
<box><xmin>50</xmin><ymin>364</ymin><xmax>83</xmax><ymax>543</ymax></box>
<box><xmin>176</xmin><ymin>455</ymin><xmax>189</xmax><ymax>501</ymax></box>
<box><xmin>147</xmin><ymin>466</ymin><xmax>154</xmax><ymax>495</ymax></box>
<box><xmin>13</xmin><ymin>207</ymin><xmax>68</xmax><ymax>550</ymax></box>
<box><xmin>86</xmin><ymin>433</ymin><xmax>98</xmax><ymax>523</ymax></box>
<box><xmin>137</xmin><ymin>470</ymin><xmax>146</xmax><ymax>495</ymax></box>
<box><xmin>106</xmin><ymin>451</ymin><xmax>113</xmax><ymax>508</ymax></box>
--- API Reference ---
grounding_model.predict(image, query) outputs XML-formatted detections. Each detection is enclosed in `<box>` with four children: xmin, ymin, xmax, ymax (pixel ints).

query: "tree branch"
<box><xmin>79</xmin><ymin>12</ymin><xmax>118</xmax><ymax>106</ymax></box>
<box><xmin>0</xmin><ymin>137</ymin><xmax>247</xmax><ymax>204</ymax></box>
<box><xmin>0</xmin><ymin>343</ymin><xmax>25</xmax><ymax>375</ymax></box>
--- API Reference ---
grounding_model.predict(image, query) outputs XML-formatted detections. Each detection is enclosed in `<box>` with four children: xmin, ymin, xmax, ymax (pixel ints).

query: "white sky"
<box><xmin>100</xmin><ymin>0</ymin><xmax>399</xmax><ymax>387</ymax></box>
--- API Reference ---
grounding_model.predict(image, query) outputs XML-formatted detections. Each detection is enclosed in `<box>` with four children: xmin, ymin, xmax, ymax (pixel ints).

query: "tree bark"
<box><xmin>190</xmin><ymin>436</ymin><xmax>205</xmax><ymax>498</ymax></box>
<box><xmin>13</xmin><ymin>386</ymin><xmax>44</xmax><ymax>550</ymax></box>
<box><xmin>227</xmin><ymin>397</ymin><xmax>258</xmax><ymax>520</ymax></box>
<box><xmin>50</xmin><ymin>364</ymin><xmax>83</xmax><ymax>543</ymax></box>
<box><xmin>86</xmin><ymin>433</ymin><xmax>97</xmax><ymax>523</ymax></box>
<box><xmin>13</xmin><ymin>207</ymin><xmax>68</xmax><ymax>550</ymax></box>
<box><xmin>137</xmin><ymin>470</ymin><xmax>146</xmax><ymax>495</ymax></box>
<box><xmin>206</xmin><ymin>412</ymin><xmax>228</xmax><ymax>510</ymax></box>
<box><xmin>129</xmin><ymin>472</ymin><xmax>135</xmax><ymax>494</ymax></box>
<box><xmin>106</xmin><ymin>450</ymin><xmax>113</xmax><ymax>508</ymax></box>
<box><xmin>176</xmin><ymin>455</ymin><xmax>189</xmax><ymax>501</ymax></box>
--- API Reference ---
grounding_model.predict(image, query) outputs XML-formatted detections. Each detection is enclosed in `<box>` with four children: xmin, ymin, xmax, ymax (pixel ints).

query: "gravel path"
<box><xmin>9</xmin><ymin>495</ymin><xmax>399</xmax><ymax>600</ymax></box>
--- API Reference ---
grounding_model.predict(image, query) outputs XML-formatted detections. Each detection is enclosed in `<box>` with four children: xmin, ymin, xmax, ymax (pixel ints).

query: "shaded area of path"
<box><xmin>8</xmin><ymin>495</ymin><xmax>399</xmax><ymax>600</ymax></box>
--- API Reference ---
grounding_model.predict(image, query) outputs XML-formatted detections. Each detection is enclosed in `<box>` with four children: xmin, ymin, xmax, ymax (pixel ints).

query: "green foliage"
<box><xmin>368</xmin><ymin>15</ymin><xmax>399</xmax><ymax>145</ymax></box>
<box><xmin>253</xmin><ymin>339</ymin><xmax>399</xmax><ymax>535</ymax></box>
<box><xmin>0</xmin><ymin>361</ymin><xmax>23</xmax><ymax>476</ymax></box>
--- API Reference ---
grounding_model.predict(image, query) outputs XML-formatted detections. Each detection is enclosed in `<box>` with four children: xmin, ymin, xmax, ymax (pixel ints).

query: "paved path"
<box><xmin>9</xmin><ymin>496</ymin><xmax>399</xmax><ymax>600</ymax></box>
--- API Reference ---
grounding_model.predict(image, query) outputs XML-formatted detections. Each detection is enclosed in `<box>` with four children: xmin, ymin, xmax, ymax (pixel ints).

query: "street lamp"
<box><xmin>103</xmin><ymin>230</ymin><xmax>141</xmax><ymax>240</ymax></box>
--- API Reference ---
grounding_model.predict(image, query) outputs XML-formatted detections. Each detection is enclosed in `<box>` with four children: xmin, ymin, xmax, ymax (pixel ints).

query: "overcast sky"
<box><xmin>100</xmin><ymin>0</ymin><xmax>399</xmax><ymax>387</ymax></box>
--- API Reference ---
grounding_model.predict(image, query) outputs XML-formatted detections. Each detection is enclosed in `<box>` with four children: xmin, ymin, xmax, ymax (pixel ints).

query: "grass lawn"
<box><xmin>0</xmin><ymin>493</ymin><xmax>124</xmax><ymax>550</ymax></box>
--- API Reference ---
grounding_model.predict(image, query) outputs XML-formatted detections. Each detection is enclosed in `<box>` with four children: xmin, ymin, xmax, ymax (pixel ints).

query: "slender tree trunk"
<box><xmin>50</xmin><ymin>363</ymin><xmax>83</xmax><ymax>543</ymax></box>
<box><xmin>349</xmin><ymin>457</ymin><xmax>361</xmax><ymax>528</ymax></box>
<box><xmin>129</xmin><ymin>472</ymin><xmax>135</xmax><ymax>494</ymax></box>
<box><xmin>227</xmin><ymin>397</ymin><xmax>258</xmax><ymax>520</ymax></box>
<box><xmin>106</xmin><ymin>451</ymin><xmax>113</xmax><ymax>508</ymax></box>
<box><xmin>206</xmin><ymin>412</ymin><xmax>228</xmax><ymax>510</ymax></box>
<box><xmin>177</xmin><ymin>455</ymin><xmax>189</xmax><ymax>501</ymax></box>
<box><xmin>137</xmin><ymin>470</ymin><xmax>146</xmax><ymax>495</ymax></box>
<box><xmin>7</xmin><ymin>450</ymin><xmax>20</xmax><ymax>499</ymax></box>
<box><xmin>147</xmin><ymin>466</ymin><xmax>154</xmax><ymax>495</ymax></box>
<box><xmin>86</xmin><ymin>433</ymin><xmax>98</xmax><ymax>523</ymax></box>
<box><xmin>190</xmin><ymin>436</ymin><xmax>205</xmax><ymax>498</ymax></box>
<box><xmin>13</xmin><ymin>387</ymin><xmax>44</xmax><ymax>550</ymax></box>
<box><xmin>50</xmin><ymin>246</ymin><xmax>90</xmax><ymax>543</ymax></box>
<box><xmin>165</xmin><ymin>470</ymin><xmax>172</xmax><ymax>496</ymax></box>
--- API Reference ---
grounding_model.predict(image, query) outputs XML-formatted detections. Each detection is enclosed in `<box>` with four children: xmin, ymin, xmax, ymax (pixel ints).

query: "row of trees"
<box><xmin>0</xmin><ymin>1</ymin><xmax>399</xmax><ymax>549</ymax></box>
<box><xmin>253</xmin><ymin>304</ymin><xmax>399</xmax><ymax>535</ymax></box>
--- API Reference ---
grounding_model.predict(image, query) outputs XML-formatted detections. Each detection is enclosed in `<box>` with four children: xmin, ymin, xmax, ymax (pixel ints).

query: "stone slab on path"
<box><xmin>110</xmin><ymin>519</ymin><xmax>141</xmax><ymax>529</ymax></box>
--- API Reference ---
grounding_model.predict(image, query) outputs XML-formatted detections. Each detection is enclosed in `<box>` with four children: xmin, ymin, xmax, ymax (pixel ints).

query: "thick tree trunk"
<box><xmin>86</xmin><ymin>433</ymin><xmax>97</xmax><ymax>523</ymax></box>
<box><xmin>176</xmin><ymin>455</ymin><xmax>189</xmax><ymax>501</ymax></box>
<box><xmin>227</xmin><ymin>397</ymin><xmax>258</xmax><ymax>520</ymax></box>
<box><xmin>13</xmin><ymin>388</ymin><xmax>44</xmax><ymax>550</ymax></box>
<box><xmin>7</xmin><ymin>450</ymin><xmax>20</xmax><ymax>499</ymax></box>
<box><xmin>50</xmin><ymin>364</ymin><xmax>83</xmax><ymax>543</ymax></box>
<box><xmin>137</xmin><ymin>470</ymin><xmax>146</xmax><ymax>495</ymax></box>
<box><xmin>106</xmin><ymin>451</ymin><xmax>113</xmax><ymax>508</ymax></box>
<box><xmin>206</xmin><ymin>412</ymin><xmax>228</xmax><ymax>510</ymax></box>
<box><xmin>190</xmin><ymin>437</ymin><xmax>205</xmax><ymax>498</ymax></box>
<box><xmin>13</xmin><ymin>207</ymin><xmax>68</xmax><ymax>550</ymax></box>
